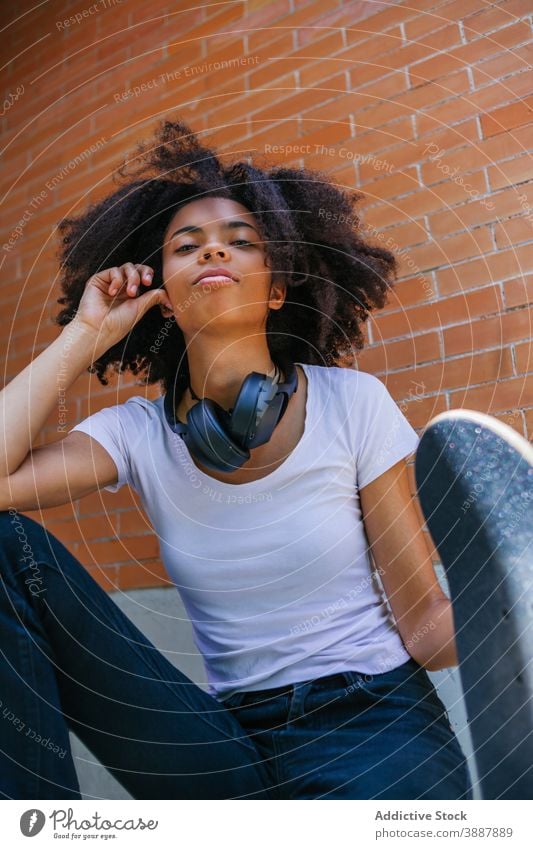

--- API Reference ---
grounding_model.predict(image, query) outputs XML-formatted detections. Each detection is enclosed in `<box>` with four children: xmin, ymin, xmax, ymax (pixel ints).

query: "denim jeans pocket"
<box><xmin>220</xmin><ymin>692</ymin><xmax>248</xmax><ymax>710</ymax></box>
<box><xmin>345</xmin><ymin>660</ymin><xmax>449</xmax><ymax>723</ymax></box>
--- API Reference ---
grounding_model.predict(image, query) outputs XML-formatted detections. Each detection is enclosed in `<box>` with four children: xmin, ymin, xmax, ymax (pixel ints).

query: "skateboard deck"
<box><xmin>415</xmin><ymin>409</ymin><xmax>533</xmax><ymax>800</ymax></box>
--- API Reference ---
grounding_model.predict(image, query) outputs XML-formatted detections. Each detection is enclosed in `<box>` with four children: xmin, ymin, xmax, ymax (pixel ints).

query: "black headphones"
<box><xmin>163</xmin><ymin>360</ymin><xmax>299</xmax><ymax>473</ymax></box>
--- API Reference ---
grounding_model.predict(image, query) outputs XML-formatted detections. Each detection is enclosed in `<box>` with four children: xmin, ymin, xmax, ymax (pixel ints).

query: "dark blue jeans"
<box><xmin>0</xmin><ymin>510</ymin><xmax>472</xmax><ymax>800</ymax></box>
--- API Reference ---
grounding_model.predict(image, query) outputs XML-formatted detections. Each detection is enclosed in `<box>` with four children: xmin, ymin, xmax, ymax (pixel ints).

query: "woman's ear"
<box><xmin>160</xmin><ymin>302</ymin><xmax>174</xmax><ymax>318</ymax></box>
<box><xmin>269</xmin><ymin>279</ymin><xmax>286</xmax><ymax>311</ymax></box>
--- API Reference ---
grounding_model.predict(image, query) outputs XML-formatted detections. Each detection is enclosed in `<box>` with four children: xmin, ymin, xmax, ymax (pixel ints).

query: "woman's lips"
<box><xmin>194</xmin><ymin>275</ymin><xmax>237</xmax><ymax>287</ymax></box>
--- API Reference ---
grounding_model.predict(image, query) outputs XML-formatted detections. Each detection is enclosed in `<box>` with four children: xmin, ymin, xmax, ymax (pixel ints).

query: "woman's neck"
<box><xmin>176</xmin><ymin>338</ymin><xmax>281</xmax><ymax>417</ymax></box>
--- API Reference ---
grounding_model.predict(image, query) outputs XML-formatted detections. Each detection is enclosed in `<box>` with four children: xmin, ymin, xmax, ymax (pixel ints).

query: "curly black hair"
<box><xmin>54</xmin><ymin>117</ymin><xmax>398</xmax><ymax>397</ymax></box>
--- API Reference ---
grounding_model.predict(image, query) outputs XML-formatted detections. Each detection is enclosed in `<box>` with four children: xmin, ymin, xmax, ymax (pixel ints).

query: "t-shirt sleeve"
<box><xmin>68</xmin><ymin>398</ymin><xmax>142</xmax><ymax>492</ymax></box>
<box><xmin>346</xmin><ymin>371</ymin><xmax>420</xmax><ymax>489</ymax></box>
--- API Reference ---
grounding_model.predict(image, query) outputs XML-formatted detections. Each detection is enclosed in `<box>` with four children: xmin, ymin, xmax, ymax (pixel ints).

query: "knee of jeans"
<box><xmin>0</xmin><ymin>509</ymin><xmax>48</xmax><ymax>540</ymax></box>
<box><xmin>0</xmin><ymin>510</ymin><xmax>59</xmax><ymax>580</ymax></box>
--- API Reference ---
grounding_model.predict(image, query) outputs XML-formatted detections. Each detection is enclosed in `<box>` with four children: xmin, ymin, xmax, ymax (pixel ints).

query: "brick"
<box><xmin>418</xmin><ymin>74</ymin><xmax>533</xmax><ymax>138</ymax></box>
<box><xmin>495</xmin><ymin>216</ymin><xmax>533</xmax><ymax>249</ymax></box>
<box><xmin>291</xmin><ymin>32</ymin><xmax>347</xmax><ymax>85</ymax></box>
<box><xmin>368</xmin><ymin>171</ymin><xmax>489</xmax><ymax>230</ymax></box>
<box><xmin>208</xmin><ymin>75</ymin><xmax>294</xmax><ymax>126</ymax></box>
<box><xmin>199</xmin><ymin>119</ymin><xmax>250</xmax><ymax>149</ymax></box>
<box><xmin>356</xmin><ymin>331</ymin><xmax>441</xmax><ymax>374</ymax></box>
<box><xmin>181</xmin><ymin>3</ymin><xmax>245</xmax><ymax>43</ymax></box>
<box><xmin>352</xmin><ymin>174</ymin><xmax>485</xmax><ymax>229</ymax></box>
<box><xmin>396</xmin><ymin>226</ymin><xmax>494</xmax><ymax>277</ymax></box>
<box><xmin>348</xmin><ymin>70</ymin><xmax>411</xmax><ymax>119</ymax></box>
<box><xmin>421</xmin><ymin>123</ymin><xmax>533</xmax><ymax>186</ymax></box>
<box><xmin>514</xmin><ymin>340</ymin><xmax>533</xmax><ymax>373</ymax></box>
<box><xmin>394</xmin><ymin>393</ymin><xmax>448</xmax><ymax>429</ymax></box>
<box><xmin>357</xmin><ymin>69</ymin><xmax>470</xmax><ymax>132</ymax></box>
<box><xmin>128</xmin><ymin>43</ymin><xmax>202</xmax><ymax>90</ymax></box>
<box><xmin>481</xmin><ymin>95</ymin><xmax>533</xmax><ymax>138</ymax></box>
<box><xmin>168</xmin><ymin>46</ymin><xmax>252</xmax><ymax>98</ymax></box>
<box><xmin>359</xmin><ymin>167</ymin><xmax>420</xmax><ymax>201</ymax></box>
<box><xmin>347</xmin><ymin>2</ymin><xmax>416</xmax><ymax>35</ymax></box>
<box><xmin>253</xmin><ymin>72</ymin><xmax>347</xmax><ymax>124</ymax></box>
<box><xmin>385</xmin><ymin>347</ymin><xmax>514</xmax><ymax>398</ymax></box>
<box><xmin>525</xmin><ymin>409</ymin><xmax>533</xmax><ymax>440</ymax></box>
<box><xmin>240</xmin><ymin>0</ymin><xmax>292</xmax><ymax>29</ymax></box>
<box><xmin>472</xmin><ymin>45</ymin><xmax>533</xmax><ymax>88</ymax></box>
<box><xmin>294</xmin><ymin>93</ymin><xmax>358</xmax><ymax>135</ymax></box>
<box><xmin>437</xmin><ymin>243</ymin><xmax>533</xmax><ymax>294</ymax></box>
<box><xmin>372</xmin><ymin>220</ymin><xmax>430</xmax><ymax>255</ymax></box>
<box><xmin>406</xmin><ymin>21</ymin><xmax>463</xmax><ymax>71</ymax></box>
<box><xmin>115</xmin><ymin>561</ymin><xmax>170</xmax><ymax>590</ymax></box>
<box><xmin>43</xmin><ymin>513</ymin><xmax>121</xmax><ymax>545</ymax></box>
<box><xmin>373</xmin><ymin>283</ymin><xmax>503</xmax><ymax>340</ymax></box>
<box><xmin>286</xmin><ymin>0</ymin><xmax>389</xmax><ymax>33</ymax></box>
<box><xmin>77</xmin><ymin>534</ymin><xmax>160</xmax><ymax>567</ymax></box>
<box><xmin>443</xmin><ymin>307</ymin><xmax>532</xmax><ymax>356</ymax></box>
<box><xmin>247</xmin><ymin>118</ymin><xmax>301</xmax><ymax>152</ymax></box>
<box><xmin>381</xmin><ymin>270</ymin><xmax>437</xmax><ymax>311</ymax></box>
<box><xmin>329</xmin><ymin>163</ymin><xmax>358</xmax><ymax>190</ymax></box>
<box><xmin>492</xmin><ymin>409</ymin><xmax>526</xmax><ymax>438</ymax></box>
<box><xmin>416</xmin><ymin>116</ymin><xmax>480</xmax><ymax>152</ymax></box>
<box><xmin>336</xmin><ymin>28</ymin><xmax>403</xmax><ymax>69</ymax></box>
<box><xmin>412</xmin><ymin>21</ymin><xmax>531</xmax><ymax>85</ymax></box>
<box><xmin>450</xmin><ymin>374</ymin><xmax>533</xmax><ymax>413</ymax></box>
<box><xmin>118</xmin><ymin>509</ymin><xmax>155</xmax><ymax>536</ymax></box>
<box><xmin>247</xmin><ymin>32</ymin><xmax>298</xmax><ymax>88</ymax></box>
<box><xmin>432</xmin><ymin>0</ymin><xmax>496</xmax><ymax>24</ymax></box>
<box><xmin>488</xmin><ymin>152</ymin><xmax>533</xmax><ymax>191</ymax></box>
<box><xmin>463</xmin><ymin>0</ymin><xmax>533</xmax><ymax>41</ymax></box>
<box><xmin>405</xmin><ymin>10</ymin><xmax>454</xmax><ymax>42</ymax></box>
<box><xmin>358</xmin><ymin>141</ymin><xmax>421</xmax><ymax>185</ymax></box>
<box><xmin>504</xmin><ymin>274</ymin><xmax>533</xmax><ymax>308</ymax></box>
<box><xmin>249</xmin><ymin>25</ymin><xmax>295</xmax><ymax>54</ymax></box>
<box><xmin>429</xmin><ymin>184</ymin><xmax>533</xmax><ymax>237</ymax></box>
<box><xmin>128</xmin><ymin>0</ymin><xmax>204</xmax><ymax>25</ymax></box>
<box><xmin>287</xmin><ymin>124</ymin><xmax>354</xmax><ymax>170</ymax></box>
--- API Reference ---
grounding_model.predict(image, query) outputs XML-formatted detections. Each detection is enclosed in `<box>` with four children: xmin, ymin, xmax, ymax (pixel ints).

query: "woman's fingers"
<box><xmin>137</xmin><ymin>264</ymin><xmax>154</xmax><ymax>285</ymax></box>
<box><xmin>122</xmin><ymin>262</ymin><xmax>140</xmax><ymax>295</ymax></box>
<box><xmin>107</xmin><ymin>263</ymin><xmax>154</xmax><ymax>298</ymax></box>
<box><xmin>108</xmin><ymin>267</ymin><xmax>124</xmax><ymax>296</ymax></box>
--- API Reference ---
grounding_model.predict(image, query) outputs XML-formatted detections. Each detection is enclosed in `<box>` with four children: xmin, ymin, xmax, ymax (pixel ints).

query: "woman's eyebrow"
<box><xmin>169</xmin><ymin>220</ymin><xmax>260</xmax><ymax>240</ymax></box>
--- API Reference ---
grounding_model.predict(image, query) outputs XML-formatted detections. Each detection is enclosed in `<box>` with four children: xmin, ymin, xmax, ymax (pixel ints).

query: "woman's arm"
<box><xmin>0</xmin><ymin>320</ymin><xmax>100</xmax><ymax>478</ymax></box>
<box><xmin>359</xmin><ymin>456</ymin><xmax>459</xmax><ymax>671</ymax></box>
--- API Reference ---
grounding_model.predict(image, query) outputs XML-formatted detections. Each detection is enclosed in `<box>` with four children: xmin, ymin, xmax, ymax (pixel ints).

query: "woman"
<box><xmin>0</xmin><ymin>118</ymin><xmax>472</xmax><ymax>800</ymax></box>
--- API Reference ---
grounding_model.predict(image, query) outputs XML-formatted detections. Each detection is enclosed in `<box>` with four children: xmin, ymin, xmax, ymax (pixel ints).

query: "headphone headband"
<box><xmin>162</xmin><ymin>360</ymin><xmax>298</xmax><ymax>472</ymax></box>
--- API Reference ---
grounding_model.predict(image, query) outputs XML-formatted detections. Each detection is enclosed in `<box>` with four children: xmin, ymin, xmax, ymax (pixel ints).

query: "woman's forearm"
<box><xmin>0</xmin><ymin>320</ymin><xmax>100</xmax><ymax>478</ymax></box>
<box><xmin>406</xmin><ymin>597</ymin><xmax>459</xmax><ymax>671</ymax></box>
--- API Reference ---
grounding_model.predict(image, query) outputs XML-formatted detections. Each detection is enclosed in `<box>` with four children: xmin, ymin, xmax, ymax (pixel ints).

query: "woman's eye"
<box><xmin>175</xmin><ymin>240</ymin><xmax>253</xmax><ymax>253</ymax></box>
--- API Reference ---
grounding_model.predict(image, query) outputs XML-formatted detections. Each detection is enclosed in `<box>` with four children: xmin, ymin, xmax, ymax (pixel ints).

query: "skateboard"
<box><xmin>415</xmin><ymin>409</ymin><xmax>533</xmax><ymax>800</ymax></box>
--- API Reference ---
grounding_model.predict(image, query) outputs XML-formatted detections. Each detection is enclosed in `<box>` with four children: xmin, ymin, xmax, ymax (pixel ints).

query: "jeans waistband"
<box><xmin>227</xmin><ymin>670</ymin><xmax>357</xmax><ymax>702</ymax></box>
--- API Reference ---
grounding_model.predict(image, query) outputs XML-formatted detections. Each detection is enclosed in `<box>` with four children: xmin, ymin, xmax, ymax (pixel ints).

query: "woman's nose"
<box><xmin>201</xmin><ymin>245</ymin><xmax>229</xmax><ymax>260</ymax></box>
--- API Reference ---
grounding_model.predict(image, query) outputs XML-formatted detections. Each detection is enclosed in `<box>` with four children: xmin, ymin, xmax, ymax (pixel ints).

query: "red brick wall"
<box><xmin>1</xmin><ymin>0</ymin><xmax>531</xmax><ymax>590</ymax></box>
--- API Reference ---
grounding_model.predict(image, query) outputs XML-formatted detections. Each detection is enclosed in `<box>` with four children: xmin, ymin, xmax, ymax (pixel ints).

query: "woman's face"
<box><xmin>161</xmin><ymin>196</ymin><xmax>285</xmax><ymax>336</ymax></box>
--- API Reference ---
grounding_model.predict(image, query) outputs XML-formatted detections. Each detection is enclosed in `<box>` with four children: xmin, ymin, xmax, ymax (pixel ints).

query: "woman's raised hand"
<box><xmin>72</xmin><ymin>262</ymin><xmax>173</xmax><ymax>351</ymax></box>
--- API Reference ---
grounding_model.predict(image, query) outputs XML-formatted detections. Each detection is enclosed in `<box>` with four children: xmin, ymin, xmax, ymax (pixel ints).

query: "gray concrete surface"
<box><xmin>70</xmin><ymin>582</ymin><xmax>480</xmax><ymax>800</ymax></box>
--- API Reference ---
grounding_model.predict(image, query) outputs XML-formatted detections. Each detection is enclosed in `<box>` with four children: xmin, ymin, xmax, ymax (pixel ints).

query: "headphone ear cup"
<box><xmin>186</xmin><ymin>399</ymin><xmax>250</xmax><ymax>472</ymax></box>
<box><xmin>229</xmin><ymin>372</ymin><xmax>266</xmax><ymax>446</ymax></box>
<box><xmin>249</xmin><ymin>395</ymin><xmax>284</xmax><ymax>448</ymax></box>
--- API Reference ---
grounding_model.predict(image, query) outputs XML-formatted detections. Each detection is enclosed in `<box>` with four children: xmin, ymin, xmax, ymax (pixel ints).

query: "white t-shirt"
<box><xmin>69</xmin><ymin>364</ymin><xmax>420</xmax><ymax>701</ymax></box>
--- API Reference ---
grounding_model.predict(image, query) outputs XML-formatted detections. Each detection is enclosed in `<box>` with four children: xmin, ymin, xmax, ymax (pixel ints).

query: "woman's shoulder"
<box><xmin>95</xmin><ymin>393</ymin><xmax>164</xmax><ymax>427</ymax></box>
<box><xmin>299</xmin><ymin>362</ymin><xmax>385</xmax><ymax>394</ymax></box>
